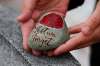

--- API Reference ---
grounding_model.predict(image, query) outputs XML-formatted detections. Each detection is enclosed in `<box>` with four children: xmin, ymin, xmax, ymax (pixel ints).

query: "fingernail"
<box><xmin>32</xmin><ymin>50</ymin><xmax>41</xmax><ymax>56</ymax></box>
<box><xmin>17</xmin><ymin>15</ymin><xmax>25</xmax><ymax>22</ymax></box>
<box><xmin>54</xmin><ymin>52</ymin><xmax>59</xmax><ymax>56</ymax></box>
<box><xmin>23</xmin><ymin>43</ymin><xmax>32</xmax><ymax>52</ymax></box>
<box><xmin>53</xmin><ymin>49</ymin><xmax>62</xmax><ymax>56</ymax></box>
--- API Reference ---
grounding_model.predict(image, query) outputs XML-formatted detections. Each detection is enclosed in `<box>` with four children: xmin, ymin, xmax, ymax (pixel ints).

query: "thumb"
<box><xmin>17</xmin><ymin>0</ymin><xmax>37</xmax><ymax>22</ymax></box>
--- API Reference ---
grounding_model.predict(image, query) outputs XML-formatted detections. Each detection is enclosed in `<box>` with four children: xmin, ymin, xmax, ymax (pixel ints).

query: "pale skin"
<box><xmin>17</xmin><ymin>0</ymin><xmax>100</xmax><ymax>56</ymax></box>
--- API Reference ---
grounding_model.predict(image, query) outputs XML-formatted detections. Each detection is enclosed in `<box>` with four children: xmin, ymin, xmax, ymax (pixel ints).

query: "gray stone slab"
<box><xmin>0</xmin><ymin>34</ymin><xmax>31</xmax><ymax>66</ymax></box>
<box><xmin>0</xmin><ymin>5</ymin><xmax>81</xmax><ymax>66</ymax></box>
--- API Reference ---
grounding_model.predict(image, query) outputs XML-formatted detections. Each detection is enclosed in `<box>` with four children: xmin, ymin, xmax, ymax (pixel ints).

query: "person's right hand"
<box><xmin>17</xmin><ymin>0</ymin><xmax>69</xmax><ymax>56</ymax></box>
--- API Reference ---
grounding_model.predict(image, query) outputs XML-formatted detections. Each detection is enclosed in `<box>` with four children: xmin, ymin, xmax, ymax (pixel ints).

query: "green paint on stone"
<box><xmin>28</xmin><ymin>13</ymin><xmax>70</xmax><ymax>51</ymax></box>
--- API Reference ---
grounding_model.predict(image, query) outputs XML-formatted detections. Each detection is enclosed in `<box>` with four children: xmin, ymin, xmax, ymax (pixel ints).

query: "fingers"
<box><xmin>20</xmin><ymin>20</ymin><xmax>42</xmax><ymax>56</ymax></box>
<box><xmin>32</xmin><ymin>50</ymin><xmax>42</xmax><ymax>56</ymax></box>
<box><xmin>69</xmin><ymin>24</ymin><xmax>81</xmax><ymax>34</ymax></box>
<box><xmin>32</xmin><ymin>10</ymin><xmax>42</xmax><ymax>22</ymax></box>
<box><xmin>81</xmin><ymin>3</ymin><xmax>100</xmax><ymax>35</ymax></box>
<box><xmin>17</xmin><ymin>0</ymin><xmax>37</xmax><ymax>22</ymax></box>
<box><xmin>70</xmin><ymin>5</ymin><xmax>100</xmax><ymax>36</ymax></box>
<box><xmin>20</xmin><ymin>20</ymin><xmax>35</xmax><ymax>51</ymax></box>
<box><xmin>53</xmin><ymin>33</ymin><xmax>92</xmax><ymax>56</ymax></box>
<box><xmin>47</xmin><ymin>1</ymin><xmax>100</xmax><ymax>56</ymax></box>
<box><xmin>75</xmin><ymin>42</ymin><xmax>93</xmax><ymax>49</ymax></box>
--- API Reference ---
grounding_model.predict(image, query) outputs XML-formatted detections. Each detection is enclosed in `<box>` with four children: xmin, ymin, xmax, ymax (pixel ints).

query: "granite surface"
<box><xmin>0</xmin><ymin>5</ymin><xmax>81</xmax><ymax>66</ymax></box>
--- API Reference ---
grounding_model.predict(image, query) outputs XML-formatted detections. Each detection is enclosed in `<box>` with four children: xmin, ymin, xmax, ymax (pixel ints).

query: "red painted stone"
<box><xmin>40</xmin><ymin>13</ymin><xmax>63</xmax><ymax>28</ymax></box>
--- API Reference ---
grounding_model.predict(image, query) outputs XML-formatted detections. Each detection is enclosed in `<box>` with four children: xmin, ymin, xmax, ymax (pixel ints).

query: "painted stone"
<box><xmin>28</xmin><ymin>12</ymin><xmax>70</xmax><ymax>51</ymax></box>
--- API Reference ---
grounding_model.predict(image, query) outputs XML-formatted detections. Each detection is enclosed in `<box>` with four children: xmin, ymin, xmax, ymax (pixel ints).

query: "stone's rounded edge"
<box><xmin>38</xmin><ymin>12</ymin><xmax>65</xmax><ymax>28</ymax></box>
<box><xmin>28</xmin><ymin>12</ymin><xmax>70</xmax><ymax>51</ymax></box>
<box><xmin>38</xmin><ymin>12</ymin><xmax>64</xmax><ymax>22</ymax></box>
<box><xmin>28</xmin><ymin>23</ymin><xmax>70</xmax><ymax>51</ymax></box>
<box><xmin>28</xmin><ymin>25</ymin><xmax>70</xmax><ymax>51</ymax></box>
<box><xmin>39</xmin><ymin>12</ymin><xmax>64</xmax><ymax>29</ymax></box>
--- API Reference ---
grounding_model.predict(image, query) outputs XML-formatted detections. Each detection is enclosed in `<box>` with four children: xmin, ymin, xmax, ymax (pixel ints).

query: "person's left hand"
<box><xmin>17</xmin><ymin>0</ymin><xmax>69</xmax><ymax>56</ymax></box>
<box><xmin>48</xmin><ymin>1</ymin><xmax>100</xmax><ymax>56</ymax></box>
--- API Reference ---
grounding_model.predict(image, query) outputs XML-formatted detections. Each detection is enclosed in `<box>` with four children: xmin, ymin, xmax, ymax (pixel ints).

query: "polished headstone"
<box><xmin>0</xmin><ymin>6</ymin><xmax>81</xmax><ymax>66</ymax></box>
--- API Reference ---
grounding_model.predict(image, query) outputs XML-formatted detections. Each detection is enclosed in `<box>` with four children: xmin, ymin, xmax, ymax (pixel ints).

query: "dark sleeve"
<box><xmin>68</xmin><ymin>0</ymin><xmax>84</xmax><ymax>10</ymax></box>
<box><xmin>90</xmin><ymin>43</ymin><xmax>100</xmax><ymax>66</ymax></box>
<box><xmin>68</xmin><ymin>0</ymin><xmax>99</xmax><ymax>10</ymax></box>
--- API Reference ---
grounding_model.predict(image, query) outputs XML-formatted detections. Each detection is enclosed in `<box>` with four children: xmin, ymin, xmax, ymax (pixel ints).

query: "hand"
<box><xmin>48</xmin><ymin>1</ymin><xmax>100</xmax><ymax>56</ymax></box>
<box><xmin>17</xmin><ymin>0</ymin><xmax>69</xmax><ymax>56</ymax></box>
